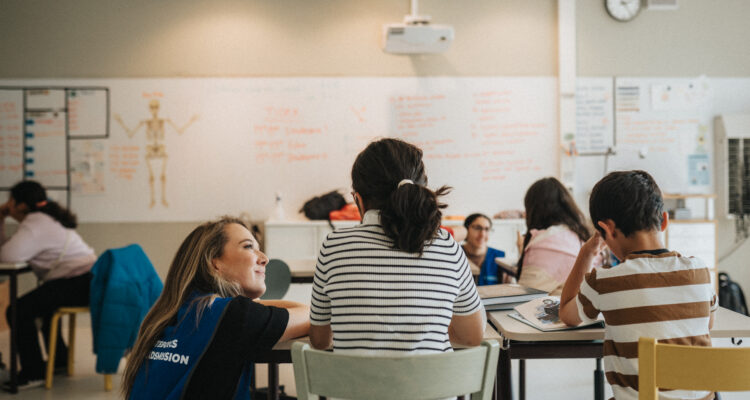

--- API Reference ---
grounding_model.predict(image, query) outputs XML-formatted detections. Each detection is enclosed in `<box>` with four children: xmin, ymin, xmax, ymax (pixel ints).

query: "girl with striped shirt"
<box><xmin>309</xmin><ymin>138</ymin><xmax>485</xmax><ymax>355</ymax></box>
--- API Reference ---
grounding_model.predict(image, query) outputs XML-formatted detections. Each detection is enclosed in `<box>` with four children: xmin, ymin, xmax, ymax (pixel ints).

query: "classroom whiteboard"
<box><xmin>0</xmin><ymin>78</ymin><xmax>559</xmax><ymax>222</ymax></box>
<box><xmin>609</xmin><ymin>77</ymin><xmax>714</xmax><ymax>194</ymax></box>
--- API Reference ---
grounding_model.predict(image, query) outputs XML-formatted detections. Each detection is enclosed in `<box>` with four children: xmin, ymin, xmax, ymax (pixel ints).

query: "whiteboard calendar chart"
<box><xmin>24</xmin><ymin>89</ymin><xmax>68</xmax><ymax>188</ymax></box>
<box><xmin>0</xmin><ymin>86</ymin><xmax>109</xmax><ymax>206</ymax></box>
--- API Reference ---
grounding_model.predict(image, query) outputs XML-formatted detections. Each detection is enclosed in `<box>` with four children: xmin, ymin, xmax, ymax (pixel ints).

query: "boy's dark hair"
<box><xmin>589</xmin><ymin>170</ymin><xmax>663</xmax><ymax>238</ymax></box>
<box><xmin>351</xmin><ymin>138</ymin><xmax>450</xmax><ymax>254</ymax></box>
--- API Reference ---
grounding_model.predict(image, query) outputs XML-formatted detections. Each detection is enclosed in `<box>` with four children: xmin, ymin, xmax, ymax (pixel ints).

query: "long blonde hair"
<box><xmin>121</xmin><ymin>216</ymin><xmax>247</xmax><ymax>398</ymax></box>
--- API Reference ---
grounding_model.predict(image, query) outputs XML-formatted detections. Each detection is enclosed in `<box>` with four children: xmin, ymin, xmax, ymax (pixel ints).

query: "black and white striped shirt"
<box><xmin>310</xmin><ymin>210</ymin><xmax>482</xmax><ymax>355</ymax></box>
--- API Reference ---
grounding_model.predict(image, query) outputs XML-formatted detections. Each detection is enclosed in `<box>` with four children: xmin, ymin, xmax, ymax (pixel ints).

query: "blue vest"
<box><xmin>130</xmin><ymin>296</ymin><xmax>253</xmax><ymax>400</ymax></box>
<box><xmin>477</xmin><ymin>247</ymin><xmax>506</xmax><ymax>286</ymax></box>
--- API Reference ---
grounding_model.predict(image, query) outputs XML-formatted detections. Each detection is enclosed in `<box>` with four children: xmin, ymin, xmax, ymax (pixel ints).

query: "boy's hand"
<box><xmin>559</xmin><ymin>232</ymin><xmax>606</xmax><ymax>326</ymax></box>
<box><xmin>580</xmin><ymin>232</ymin><xmax>606</xmax><ymax>263</ymax></box>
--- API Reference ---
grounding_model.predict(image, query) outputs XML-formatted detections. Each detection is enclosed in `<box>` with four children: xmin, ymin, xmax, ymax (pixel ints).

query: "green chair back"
<box><xmin>260</xmin><ymin>259</ymin><xmax>291</xmax><ymax>300</ymax></box>
<box><xmin>291</xmin><ymin>339</ymin><xmax>499</xmax><ymax>400</ymax></box>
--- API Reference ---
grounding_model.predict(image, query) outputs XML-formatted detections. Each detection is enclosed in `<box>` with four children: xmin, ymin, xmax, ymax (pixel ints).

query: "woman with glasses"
<box><xmin>516</xmin><ymin>177</ymin><xmax>594</xmax><ymax>295</ymax></box>
<box><xmin>461</xmin><ymin>213</ymin><xmax>506</xmax><ymax>285</ymax></box>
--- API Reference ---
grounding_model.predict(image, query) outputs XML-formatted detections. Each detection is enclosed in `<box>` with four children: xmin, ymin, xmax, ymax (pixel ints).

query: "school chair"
<box><xmin>44</xmin><ymin>307</ymin><xmax>113</xmax><ymax>390</ymax></box>
<box><xmin>260</xmin><ymin>259</ymin><xmax>292</xmax><ymax>300</ymax></box>
<box><xmin>638</xmin><ymin>337</ymin><xmax>750</xmax><ymax>400</ymax></box>
<box><xmin>292</xmin><ymin>339</ymin><xmax>500</xmax><ymax>400</ymax></box>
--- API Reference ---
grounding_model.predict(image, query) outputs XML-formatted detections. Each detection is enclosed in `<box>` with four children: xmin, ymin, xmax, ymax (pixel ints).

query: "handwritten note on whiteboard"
<box><xmin>0</xmin><ymin>90</ymin><xmax>24</xmax><ymax>188</ymax></box>
<box><xmin>68</xmin><ymin>89</ymin><xmax>108</xmax><ymax>138</ymax></box>
<box><xmin>610</xmin><ymin>77</ymin><xmax>713</xmax><ymax>194</ymax></box>
<box><xmin>575</xmin><ymin>78</ymin><xmax>614</xmax><ymax>154</ymax></box>
<box><xmin>0</xmin><ymin>77</ymin><xmax>558</xmax><ymax>222</ymax></box>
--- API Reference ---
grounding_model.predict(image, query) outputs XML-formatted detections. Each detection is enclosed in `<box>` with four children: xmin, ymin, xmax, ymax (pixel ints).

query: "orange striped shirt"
<box><xmin>575</xmin><ymin>251</ymin><xmax>717</xmax><ymax>400</ymax></box>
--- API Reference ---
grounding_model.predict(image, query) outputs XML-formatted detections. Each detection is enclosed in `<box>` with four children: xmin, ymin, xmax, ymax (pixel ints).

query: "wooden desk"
<box><xmin>488</xmin><ymin>307</ymin><xmax>750</xmax><ymax>400</ymax></box>
<box><xmin>257</xmin><ymin>323</ymin><xmax>502</xmax><ymax>400</ymax></box>
<box><xmin>0</xmin><ymin>262</ymin><xmax>32</xmax><ymax>394</ymax></box>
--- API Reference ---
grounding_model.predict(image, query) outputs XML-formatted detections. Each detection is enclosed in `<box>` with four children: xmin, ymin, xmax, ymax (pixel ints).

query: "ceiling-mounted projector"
<box><xmin>382</xmin><ymin>23</ymin><xmax>454</xmax><ymax>54</ymax></box>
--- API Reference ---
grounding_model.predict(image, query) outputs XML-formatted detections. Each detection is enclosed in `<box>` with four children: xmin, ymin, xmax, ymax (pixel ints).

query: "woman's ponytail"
<box><xmin>38</xmin><ymin>201</ymin><xmax>77</xmax><ymax>228</ymax></box>
<box><xmin>351</xmin><ymin>139</ymin><xmax>451</xmax><ymax>254</ymax></box>
<box><xmin>380</xmin><ymin>183</ymin><xmax>450</xmax><ymax>254</ymax></box>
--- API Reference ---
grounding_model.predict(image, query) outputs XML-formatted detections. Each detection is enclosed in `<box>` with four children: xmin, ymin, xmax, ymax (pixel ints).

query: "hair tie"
<box><xmin>397</xmin><ymin>179</ymin><xmax>414</xmax><ymax>188</ymax></box>
<box><xmin>36</xmin><ymin>200</ymin><xmax>47</xmax><ymax>208</ymax></box>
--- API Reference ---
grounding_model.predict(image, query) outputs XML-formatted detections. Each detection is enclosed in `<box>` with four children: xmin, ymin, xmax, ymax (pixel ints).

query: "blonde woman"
<box><xmin>122</xmin><ymin>217</ymin><xmax>309</xmax><ymax>399</ymax></box>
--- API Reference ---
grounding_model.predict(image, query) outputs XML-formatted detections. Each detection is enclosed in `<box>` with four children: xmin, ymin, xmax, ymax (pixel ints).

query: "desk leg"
<box><xmin>594</xmin><ymin>358</ymin><xmax>604</xmax><ymax>400</ymax></box>
<box><xmin>497</xmin><ymin>338</ymin><xmax>512</xmax><ymax>400</ymax></box>
<box><xmin>9</xmin><ymin>270</ymin><xmax>18</xmax><ymax>394</ymax></box>
<box><xmin>519</xmin><ymin>359</ymin><xmax>526</xmax><ymax>400</ymax></box>
<box><xmin>267</xmin><ymin>362</ymin><xmax>279</xmax><ymax>400</ymax></box>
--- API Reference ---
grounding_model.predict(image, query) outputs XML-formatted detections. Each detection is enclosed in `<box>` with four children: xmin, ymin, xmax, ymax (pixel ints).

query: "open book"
<box><xmin>509</xmin><ymin>296</ymin><xmax>604</xmax><ymax>332</ymax></box>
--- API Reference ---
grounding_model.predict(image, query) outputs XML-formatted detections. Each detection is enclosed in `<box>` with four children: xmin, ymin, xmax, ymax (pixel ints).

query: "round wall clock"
<box><xmin>605</xmin><ymin>0</ymin><xmax>642</xmax><ymax>22</ymax></box>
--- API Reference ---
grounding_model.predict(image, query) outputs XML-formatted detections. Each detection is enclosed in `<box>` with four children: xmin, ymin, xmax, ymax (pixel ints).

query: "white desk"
<box><xmin>488</xmin><ymin>307</ymin><xmax>750</xmax><ymax>400</ymax></box>
<box><xmin>0</xmin><ymin>262</ymin><xmax>32</xmax><ymax>394</ymax></box>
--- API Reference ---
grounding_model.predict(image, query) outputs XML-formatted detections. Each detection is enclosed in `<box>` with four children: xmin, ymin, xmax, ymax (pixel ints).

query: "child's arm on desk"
<box><xmin>559</xmin><ymin>232</ymin><xmax>606</xmax><ymax>326</ymax></box>
<box><xmin>309</xmin><ymin>325</ymin><xmax>332</xmax><ymax>349</ymax></box>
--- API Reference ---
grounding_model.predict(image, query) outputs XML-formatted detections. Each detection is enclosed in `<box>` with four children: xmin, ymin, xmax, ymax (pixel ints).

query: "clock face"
<box><xmin>605</xmin><ymin>0</ymin><xmax>642</xmax><ymax>22</ymax></box>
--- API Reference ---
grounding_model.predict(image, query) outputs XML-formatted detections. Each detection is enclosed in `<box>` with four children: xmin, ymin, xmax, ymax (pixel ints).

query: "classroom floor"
<box><xmin>0</xmin><ymin>285</ymin><xmax>745</xmax><ymax>399</ymax></box>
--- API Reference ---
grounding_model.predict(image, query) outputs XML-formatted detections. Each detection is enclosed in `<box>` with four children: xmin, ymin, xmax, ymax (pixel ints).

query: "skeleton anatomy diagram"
<box><xmin>113</xmin><ymin>99</ymin><xmax>198</xmax><ymax>208</ymax></box>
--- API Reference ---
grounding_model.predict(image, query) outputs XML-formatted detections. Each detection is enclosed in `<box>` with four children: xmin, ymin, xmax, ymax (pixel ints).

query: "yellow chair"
<box><xmin>45</xmin><ymin>307</ymin><xmax>113</xmax><ymax>391</ymax></box>
<box><xmin>638</xmin><ymin>337</ymin><xmax>750</xmax><ymax>399</ymax></box>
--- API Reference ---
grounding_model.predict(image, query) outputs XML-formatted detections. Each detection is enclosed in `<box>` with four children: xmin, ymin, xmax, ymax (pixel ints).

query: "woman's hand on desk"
<box><xmin>258</xmin><ymin>299</ymin><xmax>311</xmax><ymax>342</ymax></box>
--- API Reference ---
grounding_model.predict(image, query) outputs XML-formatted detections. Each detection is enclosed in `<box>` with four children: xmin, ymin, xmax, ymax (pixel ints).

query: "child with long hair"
<box><xmin>0</xmin><ymin>181</ymin><xmax>96</xmax><ymax>390</ymax></box>
<box><xmin>309</xmin><ymin>138</ymin><xmax>484</xmax><ymax>353</ymax></box>
<box><xmin>516</xmin><ymin>177</ymin><xmax>593</xmax><ymax>295</ymax></box>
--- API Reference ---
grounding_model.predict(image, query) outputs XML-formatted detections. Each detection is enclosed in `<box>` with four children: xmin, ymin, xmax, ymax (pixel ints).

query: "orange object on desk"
<box><xmin>329</xmin><ymin>203</ymin><xmax>360</xmax><ymax>220</ymax></box>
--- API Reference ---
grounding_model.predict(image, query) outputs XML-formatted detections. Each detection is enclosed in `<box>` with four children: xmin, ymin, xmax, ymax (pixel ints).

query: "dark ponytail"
<box><xmin>352</xmin><ymin>139</ymin><xmax>450</xmax><ymax>254</ymax></box>
<box><xmin>10</xmin><ymin>181</ymin><xmax>77</xmax><ymax>228</ymax></box>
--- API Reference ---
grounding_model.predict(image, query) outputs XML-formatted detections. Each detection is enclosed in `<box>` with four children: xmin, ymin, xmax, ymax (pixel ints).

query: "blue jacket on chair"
<box><xmin>90</xmin><ymin>244</ymin><xmax>163</xmax><ymax>374</ymax></box>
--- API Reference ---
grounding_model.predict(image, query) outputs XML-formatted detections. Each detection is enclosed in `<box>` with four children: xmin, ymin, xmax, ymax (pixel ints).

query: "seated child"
<box><xmin>559</xmin><ymin>170</ymin><xmax>717</xmax><ymax>400</ymax></box>
<box><xmin>516</xmin><ymin>177</ymin><xmax>593</xmax><ymax>295</ymax></box>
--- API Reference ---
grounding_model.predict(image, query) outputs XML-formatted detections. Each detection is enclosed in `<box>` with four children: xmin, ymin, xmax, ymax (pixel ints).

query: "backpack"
<box><xmin>718</xmin><ymin>272</ymin><xmax>748</xmax><ymax>316</ymax></box>
<box><xmin>299</xmin><ymin>191</ymin><xmax>346</xmax><ymax>220</ymax></box>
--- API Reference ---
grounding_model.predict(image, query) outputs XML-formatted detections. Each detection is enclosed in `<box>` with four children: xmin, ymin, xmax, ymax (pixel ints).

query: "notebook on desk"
<box><xmin>477</xmin><ymin>283</ymin><xmax>547</xmax><ymax>306</ymax></box>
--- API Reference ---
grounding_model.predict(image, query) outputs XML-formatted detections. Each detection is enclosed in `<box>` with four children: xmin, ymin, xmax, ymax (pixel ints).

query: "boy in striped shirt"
<box><xmin>560</xmin><ymin>170</ymin><xmax>717</xmax><ymax>400</ymax></box>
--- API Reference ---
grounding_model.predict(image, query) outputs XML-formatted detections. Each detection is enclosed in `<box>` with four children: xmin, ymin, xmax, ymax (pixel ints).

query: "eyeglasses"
<box><xmin>469</xmin><ymin>225</ymin><xmax>493</xmax><ymax>233</ymax></box>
